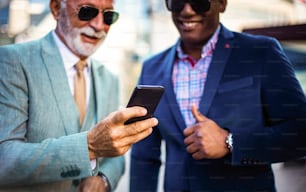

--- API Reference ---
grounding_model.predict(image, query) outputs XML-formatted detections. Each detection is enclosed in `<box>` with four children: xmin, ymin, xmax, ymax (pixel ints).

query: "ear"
<box><xmin>50</xmin><ymin>0</ymin><xmax>61</xmax><ymax>20</ymax></box>
<box><xmin>219</xmin><ymin>0</ymin><xmax>227</xmax><ymax>13</ymax></box>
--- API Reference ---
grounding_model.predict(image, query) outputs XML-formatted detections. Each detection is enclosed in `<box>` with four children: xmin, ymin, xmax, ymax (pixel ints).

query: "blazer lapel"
<box><xmin>199</xmin><ymin>26</ymin><xmax>234</xmax><ymax>115</ymax></box>
<box><xmin>163</xmin><ymin>43</ymin><xmax>187</xmax><ymax>131</ymax></box>
<box><xmin>91</xmin><ymin>61</ymin><xmax>109</xmax><ymax>120</ymax></box>
<box><xmin>40</xmin><ymin>33</ymin><xmax>80</xmax><ymax>134</ymax></box>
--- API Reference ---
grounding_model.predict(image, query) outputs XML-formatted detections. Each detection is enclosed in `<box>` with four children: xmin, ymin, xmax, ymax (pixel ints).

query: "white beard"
<box><xmin>65</xmin><ymin>26</ymin><xmax>107</xmax><ymax>57</ymax></box>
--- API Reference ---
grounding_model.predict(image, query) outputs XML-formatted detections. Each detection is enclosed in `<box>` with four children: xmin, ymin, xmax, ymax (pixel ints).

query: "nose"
<box><xmin>89</xmin><ymin>12</ymin><xmax>108</xmax><ymax>32</ymax></box>
<box><xmin>181</xmin><ymin>3</ymin><xmax>196</xmax><ymax>14</ymax></box>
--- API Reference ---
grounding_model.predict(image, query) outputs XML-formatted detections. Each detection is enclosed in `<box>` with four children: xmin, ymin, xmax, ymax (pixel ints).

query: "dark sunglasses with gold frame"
<box><xmin>77</xmin><ymin>6</ymin><xmax>119</xmax><ymax>25</ymax></box>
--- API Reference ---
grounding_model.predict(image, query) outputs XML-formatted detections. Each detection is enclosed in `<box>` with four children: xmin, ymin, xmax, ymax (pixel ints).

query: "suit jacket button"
<box><xmin>241</xmin><ymin>158</ymin><xmax>248</xmax><ymax>165</ymax></box>
<box><xmin>75</xmin><ymin>169</ymin><xmax>81</xmax><ymax>176</ymax></box>
<box><xmin>61</xmin><ymin>172</ymin><xmax>67</xmax><ymax>178</ymax></box>
<box><xmin>67</xmin><ymin>171</ymin><xmax>73</xmax><ymax>177</ymax></box>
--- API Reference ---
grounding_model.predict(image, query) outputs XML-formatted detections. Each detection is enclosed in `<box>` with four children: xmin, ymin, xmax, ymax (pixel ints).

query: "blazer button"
<box><xmin>71</xmin><ymin>169</ymin><xmax>81</xmax><ymax>176</ymax></box>
<box><xmin>60</xmin><ymin>165</ymin><xmax>81</xmax><ymax>178</ymax></box>
<box><xmin>241</xmin><ymin>158</ymin><xmax>248</xmax><ymax>165</ymax></box>
<box><xmin>61</xmin><ymin>172</ymin><xmax>67</xmax><ymax>178</ymax></box>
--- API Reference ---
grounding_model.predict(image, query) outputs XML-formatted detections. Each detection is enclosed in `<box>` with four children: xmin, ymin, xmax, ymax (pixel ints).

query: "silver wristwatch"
<box><xmin>225</xmin><ymin>133</ymin><xmax>233</xmax><ymax>153</ymax></box>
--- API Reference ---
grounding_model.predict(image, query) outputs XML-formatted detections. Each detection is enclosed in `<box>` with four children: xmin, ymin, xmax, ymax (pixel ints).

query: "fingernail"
<box><xmin>141</xmin><ymin>108</ymin><xmax>147</xmax><ymax>114</ymax></box>
<box><xmin>152</xmin><ymin>118</ymin><xmax>158</xmax><ymax>125</ymax></box>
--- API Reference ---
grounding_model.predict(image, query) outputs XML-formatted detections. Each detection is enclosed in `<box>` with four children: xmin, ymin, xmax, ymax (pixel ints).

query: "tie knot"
<box><xmin>75</xmin><ymin>60</ymin><xmax>87</xmax><ymax>72</ymax></box>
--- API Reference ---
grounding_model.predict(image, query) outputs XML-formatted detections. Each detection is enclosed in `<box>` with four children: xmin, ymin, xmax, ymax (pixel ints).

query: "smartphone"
<box><xmin>124</xmin><ymin>85</ymin><xmax>165</xmax><ymax>125</ymax></box>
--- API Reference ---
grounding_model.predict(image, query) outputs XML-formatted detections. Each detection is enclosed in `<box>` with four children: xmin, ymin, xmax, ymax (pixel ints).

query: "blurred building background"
<box><xmin>1</xmin><ymin>0</ymin><xmax>306</xmax><ymax>191</ymax></box>
<box><xmin>1</xmin><ymin>0</ymin><xmax>305</xmax><ymax>102</ymax></box>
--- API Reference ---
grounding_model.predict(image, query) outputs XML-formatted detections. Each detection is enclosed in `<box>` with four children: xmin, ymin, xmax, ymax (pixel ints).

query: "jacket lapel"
<box><xmin>199</xmin><ymin>25</ymin><xmax>234</xmax><ymax>115</ymax></box>
<box><xmin>40</xmin><ymin>32</ymin><xmax>80</xmax><ymax>134</ymax></box>
<box><xmin>91</xmin><ymin>61</ymin><xmax>109</xmax><ymax>120</ymax></box>
<box><xmin>163</xmin><ymin>43</ymin><xmax>187</xmax><ymax>131</ymax></box>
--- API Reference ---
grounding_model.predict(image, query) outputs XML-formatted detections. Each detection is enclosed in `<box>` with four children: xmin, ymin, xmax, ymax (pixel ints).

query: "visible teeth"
<box><xmin>183</xmin><ymin>22</ymin><xmax>196</xmax><ymax>28</ymax></box>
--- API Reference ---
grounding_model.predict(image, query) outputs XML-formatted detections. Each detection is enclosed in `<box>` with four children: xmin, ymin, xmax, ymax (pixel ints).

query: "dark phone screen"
<box><xmin>124</xmin><ymin>85</ymin><xmax>164</xmax><ymax>124</ymax></box>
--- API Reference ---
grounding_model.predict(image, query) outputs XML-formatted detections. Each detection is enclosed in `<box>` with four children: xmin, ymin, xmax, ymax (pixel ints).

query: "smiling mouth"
<box><xmin>179</xmin><ymin>20</ymin><xmax>200</xmax><ymax>30</ymax></box>
<box><xmin>82</xmin><ymin>33</ymin><xmax>99</xmax><ymax>40</ymax></box>
<box><xmin>183</xmin><ymin>22</ymin><xmax>197</xmax><ymax>28</ymax></box>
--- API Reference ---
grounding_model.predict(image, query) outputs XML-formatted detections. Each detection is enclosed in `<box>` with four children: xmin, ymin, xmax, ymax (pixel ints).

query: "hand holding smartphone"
<box><xmin>124</xmin><ymin>85</ymin><xmax>164</xmax><ymax>125</ymax></box>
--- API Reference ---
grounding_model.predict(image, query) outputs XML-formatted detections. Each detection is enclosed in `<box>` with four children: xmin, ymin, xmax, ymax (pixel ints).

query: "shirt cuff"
<box><xmin>90</xmin><ymin>159</ymin><xmax>97</xmax><ymax>170</ymax></box>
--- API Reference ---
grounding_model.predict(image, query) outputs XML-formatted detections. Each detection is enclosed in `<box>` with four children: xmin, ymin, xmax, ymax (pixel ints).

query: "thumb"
<box><xmin>191</xmin><ymin>105</ymin><xmax>207</xmax><ymax>122</ymax></box>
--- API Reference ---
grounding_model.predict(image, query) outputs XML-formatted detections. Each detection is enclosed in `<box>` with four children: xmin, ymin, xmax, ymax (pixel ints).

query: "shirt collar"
<box><xmin>176</xmin><ymin>25</ymin><xmax>221</xmax><ymax>61</ymax></box>
<box><xmin>52</xmin><ymin>31</ymin><xmax>91</xmax><ymax>71</ymax></box>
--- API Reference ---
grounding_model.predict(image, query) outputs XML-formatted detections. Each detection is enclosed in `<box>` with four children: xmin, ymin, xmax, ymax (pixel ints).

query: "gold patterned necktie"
<box><xmin>74</xmin><ymin>59</ymin><xmax>87</xmax><ymax>125</ymax></box>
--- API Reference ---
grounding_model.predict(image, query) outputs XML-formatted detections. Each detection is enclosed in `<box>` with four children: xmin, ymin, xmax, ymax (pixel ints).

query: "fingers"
<box><xmin>125</xmin><ymin>117</ymin><xmax>157</xmax><ymax>136</ymax></box>
<box><xmin>184</xmin><ymin>105</ymin><xmax>208</xmax><ymax>144</ymax></box>
<box><xmin>184</xmin><ymin>129</ymin><xmax>200</xmax><ymax>145</ymax></box>
<box><xmin>115</xmin><ymin>122</ymin><xmax>154</xmax><ymax>147</ymax></box>
<box><xmin>88</xmin><ymin>107</ymin><xmax>158</xmax><ymax>158</ymax></box>
<box><xmin>191</xmin><ymin>151</ymin><xmax>207</xmax><ymax>160</ymax></box>
<box><xmin>185</xmin><ymin>140</ymin><xmax>199</xmax><ymax>154</ymax></box>
<box><xmin>184</xmin><ymin>132</ymin><xmax>208</xmax><ymax>160</ymax></box>
<box><xmin>184</xmin><ymin>131</ymin><xmax>210</xmax><ymax>160</ymax></box>
<box><xmin>191</xmin><ymin>104</ymin><xmax>207</xmax><ymax>122</ymax></box>
<box><xmin>110</xmin><ymin>117</ymin><xmax>156</xmax><ymax>147</ymax></box>
<box><xmin>184</xmin><ymin>117</ymin><xmax>230</xmax><ymax>159</ymax></box>
<box><xmin>184</xmin><ymin>105</ymin><xmax>207</xmax><ymax>136</ymax></box>
<box><xmin>112</xmin><ymin>106</ymin><xmax>148</xmax><ymax>124</ymax></box>
<box><xmin>185</xmin><ymin>140</ymin><xmax>206</xmax><ymax>160</ymax></box>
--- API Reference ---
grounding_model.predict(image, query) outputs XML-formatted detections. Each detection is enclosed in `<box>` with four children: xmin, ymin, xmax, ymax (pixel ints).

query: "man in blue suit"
<box><xmin>130</xmin><ymin>0</ymin><xmax>306</xmax><ymax>191</ymax></box>
<box><xmin>0</xmin><ymin>0</ymin><xmax>158</xmax><ymax>191</ymax></box>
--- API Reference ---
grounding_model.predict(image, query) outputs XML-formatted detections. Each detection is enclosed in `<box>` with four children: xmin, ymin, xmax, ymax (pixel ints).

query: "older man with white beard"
<box><xmin>0</xmin><ymin>0</ymin><xmax>158</xmax><ymax>191</ymax></box>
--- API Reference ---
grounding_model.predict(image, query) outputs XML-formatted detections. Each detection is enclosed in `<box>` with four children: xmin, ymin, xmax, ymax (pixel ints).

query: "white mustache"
<box><xmin>80</xmin><ymin>27</ymin><xmax>106</xmax><ymax>39</ymax></box>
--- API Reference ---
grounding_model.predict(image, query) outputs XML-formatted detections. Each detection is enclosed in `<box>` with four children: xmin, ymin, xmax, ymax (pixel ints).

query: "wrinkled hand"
<box><xmin>88</xmin><ymin>106</ymin><xmax>158</xmax><ymax>159</ymax></box>
<box><xmin>183</xmin><ymin>105</ymin><xmax>229</xmax><ymax>160</ymax></box>
<box><xmin>77</xmin><ymin>176</ymin><xmax>106</xmax><ymax>192</ymax></box>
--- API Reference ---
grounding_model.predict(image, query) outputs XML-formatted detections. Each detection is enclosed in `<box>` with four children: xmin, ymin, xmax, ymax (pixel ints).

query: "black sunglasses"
<box><xmin>78</xmin><ymin>6</ymin><xmax>119</xmax><ymax>25</ymax></box>
<box><xmin>165</xmin><ymin>0</ymin><xmax>211</xmax><ymax>13</ymax></box>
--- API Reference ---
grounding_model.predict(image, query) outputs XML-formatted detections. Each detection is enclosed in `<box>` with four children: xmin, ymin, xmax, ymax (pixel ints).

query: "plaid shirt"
<box><xmin>172</xmin><ymin>26</ymin><xmax>220</xmax><ymax>126</ymax></box>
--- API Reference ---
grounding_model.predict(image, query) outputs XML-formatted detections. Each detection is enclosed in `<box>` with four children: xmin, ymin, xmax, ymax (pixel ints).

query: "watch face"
<box><xmin>226</xmin><ymin>133</ymin><xmax>233</xmax><ymax>152</ymax></box>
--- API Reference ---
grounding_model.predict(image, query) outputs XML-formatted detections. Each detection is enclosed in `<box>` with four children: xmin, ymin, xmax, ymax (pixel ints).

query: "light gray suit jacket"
<box><xmin>0</xmin><ymin>32</ymin><xmax>124</xmax><ymax>191</ymax></box>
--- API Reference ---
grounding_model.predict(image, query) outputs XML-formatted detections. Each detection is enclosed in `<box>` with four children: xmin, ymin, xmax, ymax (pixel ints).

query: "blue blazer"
<box><xmin>130</xmin><ymin>25</ymin><xmax>306</xmax><ymax>191</ymax></box>
<box><xmin>0</xmin><ymin>32</ymin><xmax>124</xmax><ymax>191</ymax></box>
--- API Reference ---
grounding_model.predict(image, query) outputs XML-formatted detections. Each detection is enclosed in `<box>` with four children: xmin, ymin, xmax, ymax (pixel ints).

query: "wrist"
<box><xmin>97</xmin><ymin>171</ymin><xmax>111</xmax><ymax>192</ymax></box>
